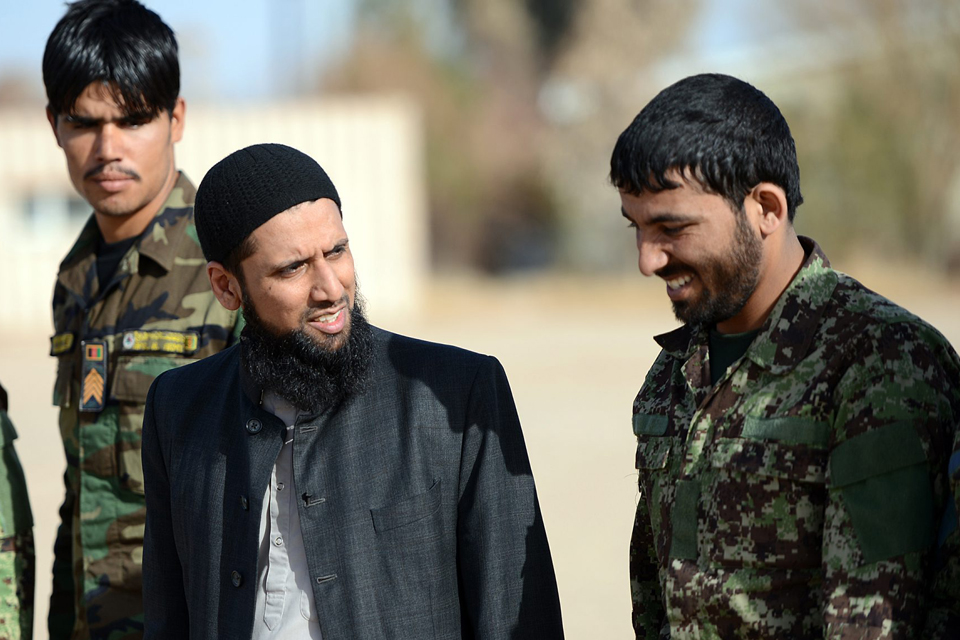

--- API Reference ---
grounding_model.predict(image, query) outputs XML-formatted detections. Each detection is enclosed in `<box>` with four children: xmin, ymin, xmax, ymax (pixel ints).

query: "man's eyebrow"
<box><xmin>325</xmin><ymin>239</ymin><xmax>349</xmax><ymax>255</ymax></box>
<box><xmin>63</xmin><ymin>114</ymin><xmax>100</xmax><ymax>125</ymax></box>
<box><xmin>620</xmin><ymin>208</ymin><xmax>695</xmax><ymax>225</ymax></box>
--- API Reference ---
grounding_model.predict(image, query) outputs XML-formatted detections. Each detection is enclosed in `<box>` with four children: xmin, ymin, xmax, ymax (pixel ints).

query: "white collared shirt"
<box><xmin>252</xmin><ymin>392</ymin><xmax>323</xmax><ymax>640</ymax></box>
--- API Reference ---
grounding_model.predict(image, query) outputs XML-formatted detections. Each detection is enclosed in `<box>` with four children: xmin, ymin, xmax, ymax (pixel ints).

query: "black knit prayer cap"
<box><xmin>195</xmin><ymin>143</ymin><xmax>342</xmax><ymax>263</ymax></box>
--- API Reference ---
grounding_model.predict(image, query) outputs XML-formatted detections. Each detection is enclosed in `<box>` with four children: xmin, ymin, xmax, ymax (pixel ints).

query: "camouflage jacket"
<box><xmin>49</xmin><ymin>174</ymin><xmax>241</xmax><ymax>640</ymax></box>
<box><xmin>630</xmin><ymin>238</ymin><xmax>960</xmax><ymax>639</ymax></box>
<box><xmin>0</xmin><ymin>383</ymin><xmax>34</xmax><ymax>640</ymax></box>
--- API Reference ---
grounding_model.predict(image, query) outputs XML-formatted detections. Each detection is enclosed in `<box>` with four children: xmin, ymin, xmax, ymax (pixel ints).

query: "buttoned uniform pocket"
<box><xmin>111</xmin><ymin>354</ymin><xmax>196</xmax><ymax>496</ymax></box>
<box><xmin>371</xmin><ymin>478</ymin><xmax>442</xmax><ymax>535</ymax></box>
<box><xmin>634</xmin><ymin>414</ymin><xmax>675</xmax><ymax>561</ymax></box>
<box><xmin>704</xmin><ymin>416</ymin><xmax>830</xmax><ymax>569</ymax></box>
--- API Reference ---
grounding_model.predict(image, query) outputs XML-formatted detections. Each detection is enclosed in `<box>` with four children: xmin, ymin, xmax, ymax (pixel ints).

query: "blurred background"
<box><xmin>1</xmin><ymin>1</ymin><xmax>960</xmax><ymax>637</ymax></box>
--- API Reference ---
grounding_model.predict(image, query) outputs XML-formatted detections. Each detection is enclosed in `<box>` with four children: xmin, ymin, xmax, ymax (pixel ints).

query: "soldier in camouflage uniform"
<box><xmin>610</xmin><ymin>73</ymin><xmax>960</xmax><ymax>638</ymax></box>
<box><xmin>43</xmin><ymin>2</ymin><xmax>241</xmax><ymax>638</ymax></box>
<box><xmin>0</xmin><ymin>384</ymin><xmax>35</xmax><ymax>640</ymax></box>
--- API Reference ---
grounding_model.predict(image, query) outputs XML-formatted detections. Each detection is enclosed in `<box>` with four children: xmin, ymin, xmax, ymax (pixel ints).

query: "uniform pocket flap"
<box><xmin>635</xmin><ymin>437</ymin><xmax>672</xmax><ymax>470</ymax></box>
<box><xmin>633</xmin><ymin>413</ymin><xmax>668</xmax><ymax>437</ymax></box>
<box><xmin>830</xmin><ymin>422</ymin><xmax>927</xmax><ymax>487</ymax></box>
<box><xmin>112</xmin><ymin>355</ymin><xmax>195</xmax><ymax>404</ymax></box>
<box><xmin>742</xmin><ymin>416</ymin><xmax>830</xmax><ymax>448</ymax></box>
<box><xmin>371</xmin><ymin>479</ymin><xmax>442</xmax><ymax>533</ymax></box>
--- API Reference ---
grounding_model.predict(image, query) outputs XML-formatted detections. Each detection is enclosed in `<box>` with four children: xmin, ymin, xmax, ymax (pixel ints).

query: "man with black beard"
<box><xmin>140</xmin><ymin>143</ymin><xmax>564</xmax><ymax>639</ymax></box>
<box><xmin>611</xmin><ymin>74</ymin><xmax>960</xmax><ymax>638</ymax></box>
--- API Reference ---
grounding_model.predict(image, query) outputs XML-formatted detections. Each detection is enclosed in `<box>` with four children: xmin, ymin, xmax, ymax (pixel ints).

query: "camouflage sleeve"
<box><xmin>0</xmin><ymin>408</ymin><xmax>34</xmax><ymax>640</ymax></box>
<box><xmin>630</xmin><ymin>493</ymin><xmax>665</xmax><ymax>639</ymax></box>
<box><xmin>822</xmin><ymin>321</ymin><xmax>960</xmax><ymax>638</ymax></box>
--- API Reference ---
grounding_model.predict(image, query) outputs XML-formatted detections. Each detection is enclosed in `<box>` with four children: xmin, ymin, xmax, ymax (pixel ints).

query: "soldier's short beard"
<box><xmin>239</xmin><ymin>291</ymin><xmax>373</xmax><ymax>415</ymax></box>
<box><xmin>669</xmin><ymin>211</ymin><xmax>762</xmax><ymax>327</ymax></box>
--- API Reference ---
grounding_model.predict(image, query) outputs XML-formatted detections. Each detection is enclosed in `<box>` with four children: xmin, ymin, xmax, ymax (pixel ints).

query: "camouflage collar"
<box><xmin>137</xmin><ymin>172</ymin><xmax>197</xmax><ymax>273</ymax></box>
<box><xmin>654</xmin><ymin>237</ymin><xmax>839</xmax><ymax>375</ymax></box>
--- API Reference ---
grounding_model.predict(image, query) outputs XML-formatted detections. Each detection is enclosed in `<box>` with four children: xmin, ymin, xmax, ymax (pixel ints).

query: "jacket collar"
<box><xmin>136</xmin><ymin>172</ymin><xmax>197</xmax><ymax>273</ymax></box>
<box><xmin>653</xmin><ymin>236</ymin><xmax>838</xmax><ymax>375</ymax></box>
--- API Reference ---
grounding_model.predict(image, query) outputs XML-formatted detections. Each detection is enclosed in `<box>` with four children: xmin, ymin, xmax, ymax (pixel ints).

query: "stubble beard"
<box><xmin>239</xmin><ymin>290</ymin><xmax>374</xmax><ymax>415</ymax></box>
<box><xmin>670</xmin><ymin>212</ymin><xmax>763</xmax><ymax>328</ymax></box>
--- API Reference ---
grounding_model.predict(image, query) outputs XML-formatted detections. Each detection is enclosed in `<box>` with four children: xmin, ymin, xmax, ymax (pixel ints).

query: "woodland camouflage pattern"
<box><xmin>631</xmin><ymin>238</ymin><xmax>960</xmax><ymax>639</ymax></box>
<box><xmin>50</xmin><ymin>175</ymin><xmax>240</xmax><ymax>640</ymax></box>
<box><xmin>0</xmin><ymin>384</ymin><xmax>34</xmax><ymax>640</ymax></box>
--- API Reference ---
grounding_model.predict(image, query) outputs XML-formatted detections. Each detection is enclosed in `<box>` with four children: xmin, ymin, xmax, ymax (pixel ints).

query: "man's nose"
<box><xmin>311</xmin><ymin>261</ymin><xmax>345</xmax><ymax>302</ymax></box>
<box><xmin>95</xmin><ymin>123</ymin><xmax>122</xmax><ymax>162</ymax></box>
<box><xmin>637</xmin><ymin>235</ymin><xmax>669</xmax><ymax>277</ymax></box>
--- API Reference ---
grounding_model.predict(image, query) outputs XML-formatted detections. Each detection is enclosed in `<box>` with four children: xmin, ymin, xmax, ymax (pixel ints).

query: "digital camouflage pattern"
<box><xmin>630</xmin><ymin>238</ymin><xmax>960</xmax><ymax>639</ymax></box>
<box><xmin>0</xmin><ymin>384</ymin><xmax>35</xmax><ymax>640</ymax></box>
<box><xmin>50</xmin><ymin>174</ymin><xmax>241</xmax><ymax>640</ymax></box>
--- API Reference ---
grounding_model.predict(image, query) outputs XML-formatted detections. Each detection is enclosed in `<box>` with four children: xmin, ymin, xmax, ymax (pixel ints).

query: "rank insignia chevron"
<box><xmin>80</xmin><ymin>339</ymin><xmax>108</xmax><ymax>412</ymax></box>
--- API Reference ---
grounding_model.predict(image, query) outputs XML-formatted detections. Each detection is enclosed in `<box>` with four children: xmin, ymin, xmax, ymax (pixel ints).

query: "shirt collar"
<box><xmin>137</xmin><ymin>172</ymin><xmax>197</xmax><ymax>273</ymax></box>
<box><xmin>653</xmin><ymin>236</ymin><xmax>839</xmax><ymax>374</ymax></box>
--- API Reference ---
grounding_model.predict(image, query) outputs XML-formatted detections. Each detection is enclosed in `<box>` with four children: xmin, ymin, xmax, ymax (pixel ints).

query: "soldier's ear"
<box><xmin>207</xmin><ymin>262</ymin><xmax>242</xmax><ymax>311</ymax></box>
<box><xmin>748</xmin><ymin>182</ymin><xmax>789</xmax><ymax>238</ymax></box>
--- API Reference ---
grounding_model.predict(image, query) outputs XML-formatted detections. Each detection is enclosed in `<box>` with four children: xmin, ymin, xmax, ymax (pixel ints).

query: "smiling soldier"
<box><xmin>43</xmin><ymin>2</ymin><xmax>241</xmax><ymax>637</ymax></box>
<box><xmin>611</xmin><ymin>73</ymin><xmax>960</xmax><ymax>638</ymax></box>
<box><xmin>140</xmin><ymin>143</ymin><xmax>564</xmax><ymax>639</ymax></box>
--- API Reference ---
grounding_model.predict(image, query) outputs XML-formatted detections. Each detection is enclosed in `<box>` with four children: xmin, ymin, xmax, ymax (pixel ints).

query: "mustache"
<box><xmin>83</xmin><ymin>164</ymin><xmax>141</xmax><ymax>181</ymax></box>
<box><xmin>655</xmin><ymin>263</ymin><xmax>689</xmax><ymax>279</ymax></box>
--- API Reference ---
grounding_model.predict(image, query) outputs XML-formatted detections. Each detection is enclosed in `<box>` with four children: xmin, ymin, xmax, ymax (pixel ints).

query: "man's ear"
<box><xmin>47</xmin><ymin>107</ymin><xmax>63</xmax><ymax>148</ymax></box>
<box><xmin>747</xmin><ymin>182</ymin><xmax>790</xmax><ymax>238</ymax></box>
<box><xmin>170</xmin><ymin>96</ymin><xmax>186</xmax><ymax>144</ymax></box>
<box><xmin>207</xmin><ymin>262</ymin><xmax>242</xmax><ymax>311</ymax></box>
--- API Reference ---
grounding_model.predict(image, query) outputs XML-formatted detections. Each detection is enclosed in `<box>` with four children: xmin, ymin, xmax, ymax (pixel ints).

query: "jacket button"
<box><xmin>231</xmin><ymin>570</ymin><xmax>242</xmax><ymax>587</ymax></box>
<box><xmin>240</xmin><ymin>495</ymin><xmax>249</xmax><ymax>511</ymax></box>
<box><xmin>245</xmin><ymin>419</ymin><xmax>262</xmax><ymax>434</ymax></box>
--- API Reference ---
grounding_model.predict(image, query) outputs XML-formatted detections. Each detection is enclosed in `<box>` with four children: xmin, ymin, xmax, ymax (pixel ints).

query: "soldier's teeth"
<box><xmin>666</xmin><ymin>275</ymin><xmax>692</xmax><ymax>290</ymax></box>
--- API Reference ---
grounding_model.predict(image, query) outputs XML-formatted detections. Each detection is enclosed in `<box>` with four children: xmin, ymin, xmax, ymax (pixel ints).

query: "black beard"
<box><xmin>670</xmin><ymin>211</ymin><xmax>763</xmax><ymax>327</ymax></box>
<box><xmin>239</xmin><ymin>293</ymin><xmax>374</xmax><ymax>415</ymax></box>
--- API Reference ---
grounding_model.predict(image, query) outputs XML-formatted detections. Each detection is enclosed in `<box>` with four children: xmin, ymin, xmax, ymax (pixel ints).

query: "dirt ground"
<box><xmin>2</xmin><ymin>265</ymin><xmax>958</xmax><ymax>639</ymax></box>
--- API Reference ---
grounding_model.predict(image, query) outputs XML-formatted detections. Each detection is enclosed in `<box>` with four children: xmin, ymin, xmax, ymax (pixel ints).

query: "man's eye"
<box><xmin>280</xmin><ymin>262</ymin><xmax>304</xmax><ymax>274</ymax></box>
<box><xmin>65</xmin><ymin>118</ymin><xmax>94</xmax><ymax>130</ymax></box>
<box><xmin>625</xmin><ymin>221</ymin><xmax>638</xmax><ymax>230</ymax></box>
<box><xmin>662</xmin><ymin>226</ymin><xmax>685</xmax><ymax>236</ymax></box>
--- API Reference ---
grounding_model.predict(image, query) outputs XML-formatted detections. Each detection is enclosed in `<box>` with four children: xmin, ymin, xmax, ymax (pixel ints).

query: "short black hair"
<box><xmin>610</xmin><ymin>73</ymin><xmax>803</xmax><ymax>221</ymax></box>
<box><xmin>43</xmin><ymin>0</ymin><xmax>180</xmax><ymax>119</ymax></box>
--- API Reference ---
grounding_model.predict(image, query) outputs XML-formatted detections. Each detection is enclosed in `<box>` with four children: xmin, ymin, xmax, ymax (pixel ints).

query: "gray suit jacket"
<box><xmin>142</xmin><ymin>326</ymin><xmax>564</xmax><ymax>639</ymax></box>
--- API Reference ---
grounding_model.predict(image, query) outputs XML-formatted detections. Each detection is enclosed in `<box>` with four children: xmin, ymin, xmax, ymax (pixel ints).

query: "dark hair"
<box><xmin>222</xmin><ymin>235</ymin><xmax>258</xmax><ymax>288</ymax></box>
<box><xmin>43</xmin><ymin>0</ymin><xmax>180</xmax><ymax>119</ymax></box>
<box><xmin>610</xmin><ymin>73</ymin><xmax>803</xmax><ymax>220</ymax></box>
